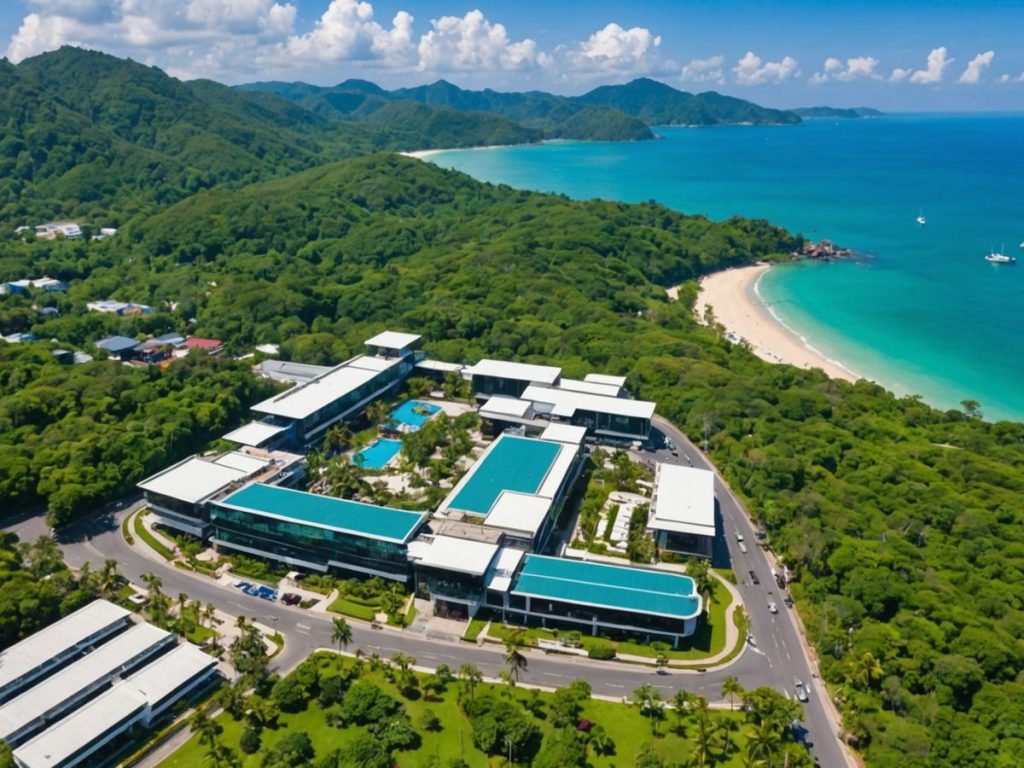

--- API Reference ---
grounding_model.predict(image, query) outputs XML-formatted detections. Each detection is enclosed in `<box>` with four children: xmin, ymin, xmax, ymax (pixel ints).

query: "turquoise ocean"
<box><xmin>426</xmin><ymin>115</ymin><xmax>1024</xmax><ymax>422</ymax></box>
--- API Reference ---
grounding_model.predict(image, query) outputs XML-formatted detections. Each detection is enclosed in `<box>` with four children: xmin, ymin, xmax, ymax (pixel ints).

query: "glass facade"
<box><xmin>415</xmin><ymin>566</ymin><xmax>486</xmax><ymax>603</ymax></box>
<box><xmin>568</xmin><ymin>409</ymin><xmax>649</xmax><ymax>440</ymax></box>
<box><xmin>295</xmin><ymin>361</ymin><xmax>411</xmax><ymax>444</ymax></box>
<box><xmin>211</xmin><ymin>506</ymin><xmax>412</xmax><ymax>580</ymax></box>
<box><xmin>472</xmin><ymin>374</ymin><xmax>532</xmax><ymax>400</ymax></box>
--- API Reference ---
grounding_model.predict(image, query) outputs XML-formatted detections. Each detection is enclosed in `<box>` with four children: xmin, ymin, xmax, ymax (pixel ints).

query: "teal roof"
<box><xmin>511</xmin><ymin>555</ymin><xmax>701</xmax><ymax>620</ymax></box>
<box><xmin>447</xmin><ymin>435</ymin><xmax>561</xmax><ymax>515</ymax></box>
<box><xmin>216</xmin><ymin>484</ymin><xmax>426</xmax><ymax>543</ymax></box>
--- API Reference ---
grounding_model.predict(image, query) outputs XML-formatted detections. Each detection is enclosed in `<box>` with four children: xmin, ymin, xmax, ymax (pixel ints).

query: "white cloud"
<box><xmin>285</xmin><ymin>0</ymin><xmax>414</xmax><ymax>65</ymax></box>
<box><xmin>908</xmin><ymin>46</ymin><xmax>953</xmax><ymax>85</ymax></box>
<box><xmin>997</xmin><ymin>72</ymin><xmax>1024</xmax><ymax>83</ymax></box>
<box><xmin>958</xmin><ymin>50</ymin><xmax>994</xmax><ymax>85</ymax></box>
<box><xmin>733</xmin><ymin>51</ymin><xmax>799</xmax><ymax>85</ymax></box>
<box><xmin>890</xmin><ymin>67</ymin><xmax>910</xmax><ymax>82</ymax></box>
<box><xmin>568</xmin><ymin>22</ymin><xmax>660</xmax><ymax>72</ymax></box>
<box><xmin>811</xmin><ymin>55</ymin><xmax>880</xmax><ymax>84</ymax></box>
<box><xmin>416</xmin><ymin>9</ymin><xmax>546</xmax><ymax>72</ymax></box>
<box><xmin>680</xmin><ymin>55</ymin><xmax>724</xmax><ymax>84</ymax></box>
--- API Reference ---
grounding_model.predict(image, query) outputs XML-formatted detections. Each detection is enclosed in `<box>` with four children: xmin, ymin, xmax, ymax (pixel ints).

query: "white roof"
<box><xmin>484</xmin><ymin>492</ymin><xmax>552</xmax><ymax>538</ymax></box>
<box><xmin>213</xmin><ymin>452</ymin><xmax>271</xmax><ymax>474</ymax></box>
<box><xmin>557</xmin><ymin>378</ymin><xmax>623</xmax><ymax>397</ymax></box>
<box><xmin>0</xmin><ymin>623</ymin><xmax>170</xmax><ymax>742</ymax></box>
<box><xmin>222</xmin><ymin>421</ymin><xmax>287</xmax><ymax>447</ymax></box>
<box><xmin>485</xmin><ymin>547</ymin><xmax>526</xmax><ymax>592</ymax></box>
<box><xmin>521</xmin><ymin>384</ymin><xmax>655</xmax><ymax>421</ymax></box>
<box><xmin>464</xmin><ymin>359</ymin><xmax>561</xmax><ymax>385</ymax></box>
<box><xmin>649</xmin><ymin>463</ymin><xmax>716</xmax><ymax>537</ymax></box>
<box><xmin>251</xmin><ymin>355</ymin><xmax>402</xmax><ymax>420</ymax></box>
<box><xmin>137</xmin><ymin>456</ymin><xmax>253</xmax><ymax>504</ymax></box>
<box><xmin>535</xmin><ymin>445</ymin><xmax>578</xmax><ymax>499</ymax></box>
<box><xmin>126</xmin><ymin>644</ymin><xmax>216</xmax><ymax>705</ymax></box>
<box><xmin>479</xmin><ymin>396</ymin><xmax>534</xmax><ymax>419</ymax></box>
<box><xmin>0</xmin><ymin>601</ymin><xmax>130</xmax><ymax>693</ymax></box>
<box><xmin>584</xmin><ymin>373</ymin><xmax>628</xmax><ymax>388</ymax></box>
<box><xmin>14</xmin><ymin>686</ymin><xmax>147</xmax><ymax>768</ymax></box>
<box><xmin>539</xmin><ymin>423</ymin><xmax>588</xmax><ymax>445</ymax></box>
<box><xmin>364</xmin><ymin>331</ymin><xmax>421</xmax><ymax>350</ymax></box>
<box><xmin>412</xmin><ymin>536</ymin><xmax>499</xmax><ymax>576</ymax></box>
<box><xmin>415</xmin><ymin>359</ymin><xmax>463</xmax><ymax>373</ymax></box>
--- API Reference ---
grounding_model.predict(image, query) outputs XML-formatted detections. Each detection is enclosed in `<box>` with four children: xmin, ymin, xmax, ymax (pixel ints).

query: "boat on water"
<box><xmin>916</xmin><ymin>213</ymin><xmax>927</xmax><ymax>225</ymax></box>
<box><xmin>985</xmin><ymin>245</ymin><xmax>1016</xmax><ymax>264</ymax></box>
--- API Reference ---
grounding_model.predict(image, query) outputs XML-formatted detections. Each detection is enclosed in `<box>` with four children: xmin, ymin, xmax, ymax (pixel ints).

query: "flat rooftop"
<box><xmin>521</xmin><ymin>384</ymin><xmax>656</xmax><ymax>421</ymax></box>
<box><xmin>483</xmin><ymin>491</ymin><xmax>552</xmax><ymax>538</ymax></box>
<box><xmin>584</xmin><ymin>373</ymin><xmax>628</xmax><ymax>388</ymax></box>
<box><xmin>464</xmin><ymin>359</ymin><xmax>561</xmax><ymax>385</ymax></box>
<box><xmin>0</xmin><ymin>600</ymin><xmax>130</xmax><ymax>694</ymax></box>
<box><xmin>13</xmin><ymin>685</ymin><xmax>147</xmax><ymax>768</ymax></box>
<box><xmin>252</xmin><ymin>354</ymin><xmax>403</xmax><ymax>421</ymax></box>
<box><xmin>216</xmin><ymin>483</ymin><xmax>427</xmax><ymax>543</ymax></box>
<box><xmin>557</xmin><ymin>378</ymin><xmax>623</xmax><ymax>398</ymax></box>
<box><xmin>126</xmin><ymin>643</ymin><xmax>217</xmax><ymax>705</ymax></box>
<box><xmin>649</xmin><ymin>464</ymin><xmax>716</xmax><ymax>537</ymax></box>
<box><xmin>511</xmin><ymin>555</ymin><xmax>701</xmax><ymax>620</ymax></box>
<box><xmin>137</xmin><ymin>452</ymin><xmax>272</xmax><ymax>504</ymax></box>
<box><xmin>257</xmin><ymin>359</ymin><xmax>332</xmax><ymax>384</ymax></box>
<box><xmin>539</xmin><ymin>423</ymin><xmax>588</xmax><ymax>445</ymax></box>
<box><xmin>479</xmin><ymin>396</ymin><xmax>534</xmax><ymax>419</ymax></box>
<box><xmin>0</xmin><ymin>623</ymin><xmax>170</xmax><ymax>742</ymax></box>
<box><xmin>440</xmin><ymin>434</ymin><xmax>566</xmax><ymax>516</ymax></box>
<box><xmin>364</xmin><ymin>331</ymin><xmax>422</xmax><ymax>350</ymax></box>
<box><xmin>409</xmin><ymin>535</ymin><xmax>499</xmax><ymax>576</ymax></box>
<box><xmin>222</xmin><ymin>421</ymin><xmax>287</xmax><ymax>447</ymax></box>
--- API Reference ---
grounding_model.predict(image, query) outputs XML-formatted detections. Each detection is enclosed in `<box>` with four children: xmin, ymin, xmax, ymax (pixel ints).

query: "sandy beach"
<box><xmin>692</xmin><ymin>264</ymin><xmax>859</xmax><ymax>383</ymax></box>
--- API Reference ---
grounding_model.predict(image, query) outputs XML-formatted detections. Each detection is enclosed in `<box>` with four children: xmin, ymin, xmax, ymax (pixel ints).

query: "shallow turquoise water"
<box><xmin>389</xmin><ymin>400</ymin><xmax>441</xmax><ymax>429</ymax></box>
<box><xmin>354</xmin><ymin>439</ymin><xmax>402</xmax><ymax>470</ymax></box>
<box><xmin>428</xmin><ymin>115</ymin><xmax>1024</xmax><ymax>421</ymax></box>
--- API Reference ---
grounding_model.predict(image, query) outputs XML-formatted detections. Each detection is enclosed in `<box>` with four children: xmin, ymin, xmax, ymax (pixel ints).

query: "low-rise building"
<box><xmin>86</xmin><ymin>300</ymin><xmax>152</xmax><ymax>316</ymax></box>
<box><xmin>4</xmin><ymin>278</ymin><xmax>67</xmax><ymax>295</ymax></box>
<box><xmin>33</xmin><ymin>222</ymin><xmax>81</xmax><ymax>240</ymax></box>
<box><xmin>647</xmin><ymin>463</ymin><xmax>717</xmax><ymax>559</ymax></box>
<box><xmin>94</xmin><ymin>335</ymin><xmax>140</xmax><ymax>359</ymax></box>
<box><xmin>463</xmin><ymin>359</ymin><xmax>562</xmax><ymax>400</ymax></box>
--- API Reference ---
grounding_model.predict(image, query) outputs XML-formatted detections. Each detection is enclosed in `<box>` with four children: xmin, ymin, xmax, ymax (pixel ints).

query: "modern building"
<box><xmin>93</xmin><ymin>335</ymin><xmax>139</xmax><ymax>359</ymax></box>
<box><xmin>137</xmin><ymin>449</ymin><xmax>305</xmax><ymax>537</ymax></box>
<box><xmin>0</xmin><ymin>623</ymin><xmax>173</xmax><ymax>746</ymax></box>
<box><xmin>248</xmin><ymin>333</ymin><xmax>422</xmax><ymax>448</ymax></box>
<box><xmin>86</xmin><ymin>300</ymin><xmax>152</xmax><ymax>315</ymax></box>
<box><xmin>211</xmin><ymin>483</ymin><xmax>429</xmax><ymax>581</ymax></box>
<box><xmin>4</xmin><ymin>278</ymin><xmax>67</xmax><ymax>295</ymax></box>
<box><xmin>182</xmin><ymin>337</ymin><xmax>224</xmax><ymax>356</ymax></box>
<box><xmin>33</xmin><ymin>222</ymin><xmax>82</xmax><ymax>240</ymax></box>
<box><xmin>463</xmin><ymin>359</ymin><xmax>562</xmax><ymax>400</ymax></box>
<box><xmin>500</xmin><ymin>555</ymin><xmax>702</xmax><ymax>646</ymax></box>
<box><xmin>520</xmin><ymin>383</ymin><xmax>655</xmax><ymax>442</ymax></box>
<box><xmin>647</xmin><ymin>463</ymin><xmax>717</xmax><ymax>559</ymax></box>
<box><xmin>436</xmin><ymin>432</ymin><xmax>583</xmax><ymax>552</ymax></box>
<box><xmin>0</xmin><ymin>601</ymin><xmax>131</xmax><ymax>704</ymax></box>
<box><xmin>12</xmin><ymin>641</ymin><xmax>216</xmax><ymax>768</ymax></box>
<box><xmin>256</xmin><ymin>359</ymin><xmax>333</xmax><ymax>385</ymax></box>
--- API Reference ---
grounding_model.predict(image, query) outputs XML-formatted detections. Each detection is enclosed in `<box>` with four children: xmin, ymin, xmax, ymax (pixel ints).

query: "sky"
<box><xmin>3</xmin><ymin>0</ymin><xmax>1024</xmax><ymax>110</ymax></box>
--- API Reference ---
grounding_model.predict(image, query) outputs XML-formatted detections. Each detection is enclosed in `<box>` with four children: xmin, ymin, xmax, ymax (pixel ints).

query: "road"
<box><xmin>6</xmin><ymin>425</ymin><xmax>851</xmax><ymax>768</ymax></box>
<box><xmin>652</xmin><ymin>414</ymin><xmax>851</xmax><ymax>768</ymax></box>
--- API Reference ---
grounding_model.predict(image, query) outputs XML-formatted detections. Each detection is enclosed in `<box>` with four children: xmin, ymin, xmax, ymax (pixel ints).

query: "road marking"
<box><xmin>605</xmin><ymin>683</ymin><xmax>624</xmax><ymax>689</ymax></box>
<box><xmin>543</xmin><ymin>672</ymin><xmax>565</xmax><ymax>678</ymax></box>
<box><xmin>384</xmin><ymin>647</ymin><xmax>401</xmax><ymax>653</ymax></box>
<box><xmin>421</xmin><ymin>653</ymin><xmax>437</xmax><ymax>660</ymax></box>
<box><xmin>296</xmin><ymin>628</ymin><xmax>309</xmax><ymax>635</ymax></box>
<box><xmin>296</xmin><ymin>623</ymin><xmax>310</xmax><ymax>631</ymax></box>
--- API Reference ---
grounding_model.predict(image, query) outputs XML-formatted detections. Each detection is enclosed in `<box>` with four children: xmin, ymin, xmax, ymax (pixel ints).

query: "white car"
<box><xmin>735</xmin><ymin>531</ymin><xmax>745</xmax><ymax>542</ymax></box>
<box><xmin>768</xmin><ymin>600</ymin><xmax>778</xmax><ymax>614</ymax></box>
<box><xmin>739</xmin><ymin>542</ymin><xmax>748</xmax><ymax>554</ymax></box>
<box><xmin>794</xmin><ymin>679</ymin><xmax>809</xmax><ymax>702</ymax></box>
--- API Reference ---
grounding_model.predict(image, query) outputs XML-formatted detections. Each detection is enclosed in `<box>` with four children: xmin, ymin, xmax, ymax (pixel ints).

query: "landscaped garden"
<box><xmin>160</xmin><ymin>650</ymin><xmax>813</xmax><ymax>768</ymax></box>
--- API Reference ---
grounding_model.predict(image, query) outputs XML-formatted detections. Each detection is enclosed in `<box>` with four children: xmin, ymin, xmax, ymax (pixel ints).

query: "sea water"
<box><xmin>427</xmin><ymin>115</ymin><xmax>1024</xmax><ymax>421</ymax></box>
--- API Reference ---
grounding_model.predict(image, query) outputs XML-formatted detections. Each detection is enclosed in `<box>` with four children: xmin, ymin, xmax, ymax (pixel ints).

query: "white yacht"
<box><xmin>985</xmin><ymin>245</ymin><xmax>1016</xmax><ymax>264</ymax></box>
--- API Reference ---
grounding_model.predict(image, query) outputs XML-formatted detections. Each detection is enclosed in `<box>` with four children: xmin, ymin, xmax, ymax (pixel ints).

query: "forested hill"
<box><xmin>791</xmin><ymin>106</ymin><xmax>884</xmax><ymax>119</ymax></box>
<box><xmin>239</xmin><ymin>76</ymin><xmax>800</xmax><ymax>135</ymax></box>
<box><xmin>5</xmin><ymin>152</ymin><xmax>1024</xmax><ymax>765</ymax></box>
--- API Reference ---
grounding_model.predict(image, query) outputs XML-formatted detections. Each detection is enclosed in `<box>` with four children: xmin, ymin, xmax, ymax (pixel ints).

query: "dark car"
<box><xmin>749</xmin><ymin>570</ymin><xmax>760</xmax><ymax>585</ymax></box>
<box><xmin>282</xmin><ymin>593</ymin><xmax>301</xmax><ymax>606</ymax></box>
<box><xmin>784</xmin><ymin>595</ymin><xmax>794</xmax><ymax>608</ymax></box>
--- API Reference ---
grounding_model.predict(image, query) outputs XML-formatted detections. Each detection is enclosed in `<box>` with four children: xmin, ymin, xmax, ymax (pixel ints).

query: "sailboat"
<box><xmin>985</xmin><ymin>244</ymin><xmax>1016</xmax><ymax>264</ymax></box>
<box><xmin>916</xmin><ymin>208</ymin><xmax>926</xmax><ymax>226</ymax></box>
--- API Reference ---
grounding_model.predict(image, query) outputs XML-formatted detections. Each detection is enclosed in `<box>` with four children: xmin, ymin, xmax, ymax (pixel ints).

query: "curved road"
<box><xmin>6</xmin><ymin>421</ymin><xmax>851</xmax><ymax>767</ymax></box>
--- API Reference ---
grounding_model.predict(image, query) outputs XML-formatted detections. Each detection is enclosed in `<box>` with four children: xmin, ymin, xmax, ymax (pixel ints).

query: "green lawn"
<box><xmin>133</xmin><ymin>512</ymin><xmax>175</xmax><ymax>560</ymax></box>
<box><xmin>328</xmin><ymin>595</ymin><xmax>380</xmax><ymax>621</ymax></box>
<box><xmin>159</xmin><ymin>653</ymin><xmax>758</xmax><ymax>768</ymax></box>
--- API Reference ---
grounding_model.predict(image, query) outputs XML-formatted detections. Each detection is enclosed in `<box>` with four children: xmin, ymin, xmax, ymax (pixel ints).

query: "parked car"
<box><xmin>282</xmin><ymin>593</ymin><xmax>301</xmax><ymax>606</ymax></box>
<box><xmin>746</xmin><ymin>632</ymin><xmax>756</xmax><ymax>646</ymax></box>
<box><xmin>735</xmin><ymin>531</ymin><xmax>745</xmax><ymax>542</ymax></box>
<box><xmin>784</xmin><ymin>595</ymin><xmax>794</xmax><ymax>608</ymax></box>
<box><xmin>768</xmin><ymin>600</ymin><xmax>778</xmax><ymax>614</ymax></box>
<box><xmin>739</xmin><ymin>542</ymin><xmax>748</xmax><ymax>554</ymax></box>
<box><xmin>255</xmin><ymin>586</ymin><xmax>277</xmax><ymax>601</ymax></box>
<box><xmin>794</xmin><ymin>679</ymin><xmax>809</xmax><ymax>702</ymax></box>
<box><xmin>749</xmin><ymin>570</ymin><xmax>760</xmax><ymax>585</ymax></box>
<box><xmin>235</xmin><ymin>581</ymin><xmax>252</xmax><ymax>591</ymax></box>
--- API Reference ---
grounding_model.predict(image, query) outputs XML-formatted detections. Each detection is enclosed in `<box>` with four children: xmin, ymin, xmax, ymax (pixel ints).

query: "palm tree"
<box><xmin>693</xmin><ymin>708</ymin><xmax>716</xmax><ymax>767</ymax></box>
<box><xmin>331</xmin><ymin>617</ymin><xmax>353</xmax><ymax>664</ymax></box>
<box><xmin>190</xmin><ymin>708</ymin><xmax>219</xmax><ymax>749</ymax></box>
<box><xmin>849</xmin><ymin>651</ymin><xmax>884</xmax><ymax>690</ymax></box>
<box><xmin>686</xmin><ymin>558</ymin><xmax>715</xmax><ymax>615</ymax></box>
<box><xmin>672</xmin><ymin>689</ymin><xmax>693</xmax><ymax>734</ymax></box>
<box><xmin>459</xmin><ymin>663</ymin><xmax>482</xmax><ymax>702</ymax></box>
<box><xmin>655</xmin><ymin>653</ymin><xmax>670</xmax><ymax>672</ymax></box>
<box><xmin>203</xmin><ymin>601</ymin><xmax>217</xmax><ymax>629</ymax></box>
<box><xmin>587</xmin><ymin>724</ymin><xmax>613</xmax><ymax>758</ymax></box>
<box><xmin>721</xmin><ymin>675</ymin><xmax>744</xmax><ymax>711</ymax></box>
<box><xmin>141</xmin><ymin>571</ymin><xmax>163</xmax><ymax>597</ymax></box>
<box><xmin>503</xmin><ymin>630</ymin><xmax>529</xmax><ymax>683</ymax></box>
<box><xmin>98</xmin><ymin>559</ymin><xmax>121</xmax><ymax>597</ymax></box>
<box><xmin>367</xmin><ymin>399</ymin><xmax>389</xmax><ymax>426</ymax></box>
<box><xmin>746</xmin><ymin>719</ymin><xmax>781</xmax><ymax>764</ymax></box>
<box><xmin>632</xmin><ymin>684</ymin><xmax>663</xmax><ymax>735</ymax></box>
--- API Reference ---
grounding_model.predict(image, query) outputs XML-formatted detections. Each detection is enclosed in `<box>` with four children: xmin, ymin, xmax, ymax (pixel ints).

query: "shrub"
<box><xmin>588</xmin><ymin>641</ymin><xmax>616</xmax><ymax>660</ymax></box>
<box><xmin>239</xmin><ymin>728</ymin><xmax>261</xmax><ymax>754</ymax></box>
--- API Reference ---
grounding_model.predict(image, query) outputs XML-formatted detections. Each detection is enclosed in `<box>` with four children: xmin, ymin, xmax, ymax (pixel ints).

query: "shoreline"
<box><xmin>692</xmin><ymin>264</ymin><xmax>861</xmax><ymax>383</ymax></box>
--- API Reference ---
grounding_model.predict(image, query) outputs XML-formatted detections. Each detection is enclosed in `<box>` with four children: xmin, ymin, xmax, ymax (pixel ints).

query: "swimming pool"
<box><xmin>353</xmin><ymin>439</ymin><xmax>402</xmax><ymax>470</ymax></box>
<box><xmin>390</xmin><ymin>400</ymin><xmax>441</xmax><ymax>430</ymax></box>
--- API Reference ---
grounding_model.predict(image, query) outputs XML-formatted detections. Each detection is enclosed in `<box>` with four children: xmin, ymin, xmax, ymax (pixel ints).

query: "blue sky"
<box><xmin>4</xmin><ymin>0</ymin><xmax>1024</xmax><ymax>110</ymax></box>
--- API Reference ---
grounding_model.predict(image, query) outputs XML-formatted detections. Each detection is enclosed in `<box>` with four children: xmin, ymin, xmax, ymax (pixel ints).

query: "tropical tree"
<box><xmin>98</xmin><ymin>559</ymin><xmax>121</xmax><ymax>597</ymax></box>
<box><xmin>632</xmin><ymin>684</ymin><xmax>663</xmax><ymax>735</ymax></box>
<box><xmin>331</xmin><ymin>617</ymin><xmax>353</xmax><ymax>664</ymax></box>
<box><xmin>849</xmin><ymin>651</ymin><xmax>884</xmax><ymax>690</ymax></box>
<box><xmin>655</xmin><ymin>653</ymin><xmax>670</xmax><ymax>672</ymax></box>
<box><xmin>190</xmin><ymin>708</ymin><xmax>220</xmax><ymax>749</ymax></box>
<box><xmin>686</xmin><ymin>558</ymin><xmax>715</xmax><ymax>614</ymax></box>
<box><xmin>746</xmin><ymin>719</ymin><xmax>781</xmax><ymax>765</ymax></box>
<box><xmin>587</xmin><ymin>724</ymin><xmax>613</xmax><ymax>757</ymax></box>
<box><xmin>141</xmin><ymin>571</ymin><xmax>163</xmax><ymax>597</ymax></box>
<box><xmin>459</xmin><ymin>663</ymin><xmax>482</xmax><ymax>702</ymax></box>
<box><xmin>504</xmin><ymin>629</ymin><xmax>529</xmax><ymax>683</ymax></box>
<box><xmin>721</xmin><ymin>675</ymin><xmax>744</xmax><ymax>711</ymax></box>
<box><xmin>673</xmin><ymin>689</ymin><xmax>694</xmax><ymax>734</ymax></box>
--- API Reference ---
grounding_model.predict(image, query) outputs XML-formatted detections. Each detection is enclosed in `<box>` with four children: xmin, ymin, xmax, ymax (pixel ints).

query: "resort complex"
<box><xmin>0</xmin><ymin>600</ymin><xmax>217</xmax><ymax>768</ymax></box>
<box><xmin>135</xmin><ymin>331</ymin><xmax>718</xmax><ymax>647</ymax></box>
